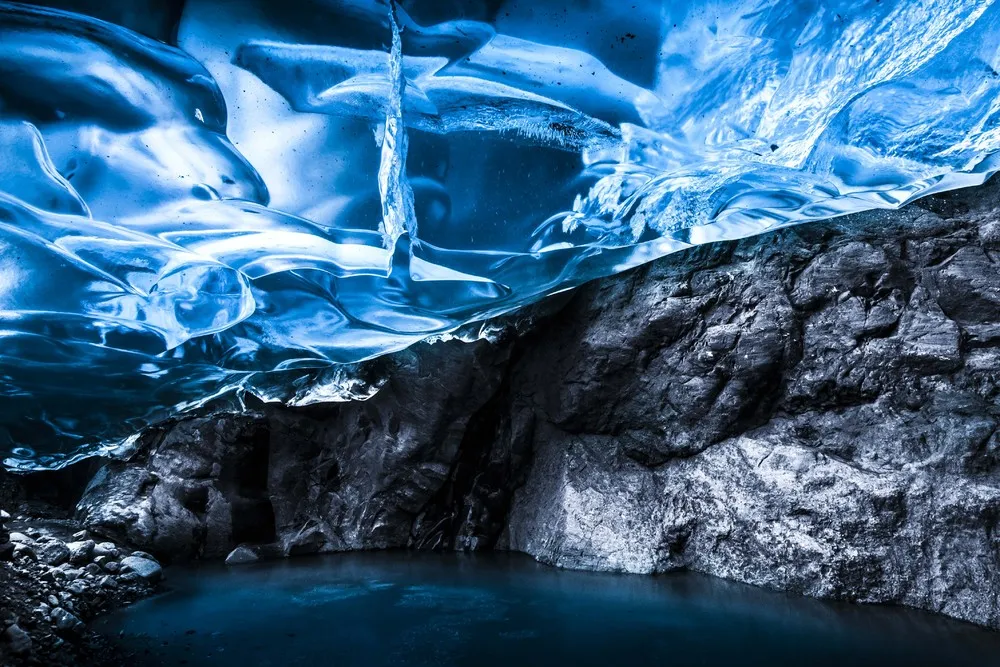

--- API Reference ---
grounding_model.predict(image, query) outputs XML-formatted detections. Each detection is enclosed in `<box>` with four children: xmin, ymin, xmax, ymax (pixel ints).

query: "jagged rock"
<box><xmin>224</xmin><ymin>545</ymin><xmax>260</xmax><ymax>566</ymax></box>
<box><xmin>501</xmin><ymin>185</ymin><xmax>1000</xmax><ymax>629</ymax></box>
<box><xmin>77</xmin><ymin>336</ymin><xmax>520</xmax><ymax>560</ymax></box>
<box><xmin>119</xmin><ymin>556</ymin><xmax>162</xmax><ymax>583</ymax></box>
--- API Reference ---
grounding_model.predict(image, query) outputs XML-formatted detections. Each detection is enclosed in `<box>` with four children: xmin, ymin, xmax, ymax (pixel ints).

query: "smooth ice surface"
<box><xmin>92</xmin><ymin>553</ymin><xmax>1000</xmax><ymax>667</ymax></box>
<box><xmin>3</xmin><ymin>0</ymin><xmax>1000</xmax><ymax>467</ymax></box>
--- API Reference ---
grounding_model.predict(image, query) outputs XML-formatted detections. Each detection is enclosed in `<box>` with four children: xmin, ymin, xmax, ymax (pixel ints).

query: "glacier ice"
<box><xmin>2</xmin><ymin>0</ymin><xmax>1000</xmax><ymax>468</ymax></box>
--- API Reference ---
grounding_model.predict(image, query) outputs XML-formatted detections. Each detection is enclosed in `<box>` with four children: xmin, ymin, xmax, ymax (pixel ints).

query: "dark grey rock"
<box><xmin>35</xmin><ymin>540</ymin><xmax>69</xmax><ymax>566</ymax></box>
<box><xmin>224</xmin><ymin>545</ymin><xmax>259</xmax><ymax>566</ymax></box>
<box><xmin>3</xmin><ymin>623</ymin><xmax>32</xmax><ymax>655</ymax></box>
<box><xmin>92</xmin><ymin>542</ymin><xmax>119</xmax><ymax>559</ymax></box>
<box><xmin>501</xmin><ymin>185</ymin><xmax>1000</xmax><ymax>630</ymax></box>
<box><xmin>49</xmin><ymin>607</ymin><xmax>84</xmax><ymax>636</ymax></box>
<box><xmin>77</xmin><ymin>334</ymin><xmax>523</xmax><ymax>559</ymax></box>
<box><xmin>12</xmin><ymin>543</ymin><xmax>36</xmax><ymax>563</ymax></box>
<box><xmin>66</xmin><ymin>539</ymin><xmax>94</xmax><ymax>565</ymax></box>
<box><xmin>119</xmin><ymin>556</ymin><xmax>162</xmax><ymax>583</ymax></box>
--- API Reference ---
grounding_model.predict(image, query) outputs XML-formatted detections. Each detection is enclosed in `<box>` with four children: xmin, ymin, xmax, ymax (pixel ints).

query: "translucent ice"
<box><xmin>2</xmin><ymin>0</ymin><xmax>1000</xmax><ymax>468</ymax></box>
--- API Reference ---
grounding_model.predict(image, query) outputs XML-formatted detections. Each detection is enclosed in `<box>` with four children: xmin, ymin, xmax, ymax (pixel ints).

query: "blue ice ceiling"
<box><xmin>2</xmin><ymin>0</ymin><xmax>1000</xmax><ymax>469</ymax></box>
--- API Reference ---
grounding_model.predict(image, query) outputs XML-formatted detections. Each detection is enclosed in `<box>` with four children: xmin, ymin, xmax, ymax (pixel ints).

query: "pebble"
<box><xmin>67</xmin><ymin>539</ymin><xmax>95</xmax><ymax>565</ymax></box>
<box><xmin>50</xmin><ymin>607</ymin><xmax>85</xmax><ymax>636</ymax></box>
<box><xmin>13</xmin><ymin>543</ymin><xmax>37</xmax><ymax>562</ymax></box>
<box><xmin>36</xmin><ymin>540</ymin><xmax>70</xmax><ymax>566</ymax></box>
<box><xmin>3</xmin><ymin>623</ymin><xmax>33</xmax><ymax>655</ymax></box>
<box><xmin>92</xmin><ymin>542</ymin><xmax>119</xmax><ymax>559</ymax></box>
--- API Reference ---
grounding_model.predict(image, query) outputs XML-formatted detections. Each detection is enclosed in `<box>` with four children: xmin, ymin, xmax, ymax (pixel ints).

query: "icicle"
<box><xmin>377</xmin><ymin>0</ymin><xmax>417</xmax><ymax>248</ymax></box>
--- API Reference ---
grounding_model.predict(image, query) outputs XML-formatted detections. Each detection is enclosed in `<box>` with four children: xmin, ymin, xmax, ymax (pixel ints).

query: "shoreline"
<box><xmin>0</xmin><ymin>502</ymin><xmax>164</xmax><ymax>666</ymax></box>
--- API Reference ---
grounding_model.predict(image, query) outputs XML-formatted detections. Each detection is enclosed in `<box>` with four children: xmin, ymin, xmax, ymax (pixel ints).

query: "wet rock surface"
<box><xmin>502</xmin><ymin>184</ymin><xmax>1000</xmax><ymax>629</ymax></box>
<box><xmin>53</xmin><ymin>180</ymin><xmax>1000</xmax><ymax>632</ymax></box>
<box><xmin>0</xmin><ymin>474</ymin><xmax>163</xmax><ymax>666</ymax></box>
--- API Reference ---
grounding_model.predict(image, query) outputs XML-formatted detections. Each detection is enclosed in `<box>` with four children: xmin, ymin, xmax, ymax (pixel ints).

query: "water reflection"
<box><xmin>95</xmin><ymin>552</ymin><xmax>1000</xmax><ymax>667</ymax></box>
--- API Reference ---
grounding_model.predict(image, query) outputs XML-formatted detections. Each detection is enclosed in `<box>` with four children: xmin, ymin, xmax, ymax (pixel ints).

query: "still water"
<box><xmin>94</xmin><ymin>552</ymin><xmax>1000</xmax><ymax>667</ymax></box>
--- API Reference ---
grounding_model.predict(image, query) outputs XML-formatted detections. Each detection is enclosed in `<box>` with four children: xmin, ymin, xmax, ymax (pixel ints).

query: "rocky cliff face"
<box><xmin>76</xmin><ymin>181</ymin><xmax>1000</xmax><ymax>629</ymax></box>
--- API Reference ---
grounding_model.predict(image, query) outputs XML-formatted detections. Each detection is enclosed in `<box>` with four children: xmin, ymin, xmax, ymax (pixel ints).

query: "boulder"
<box><xmin>66</xmin><ymin>539</ymin><xmax>95</xmax><ymax>565</ymax></box>
<box><xmin>36</xmin><ymin>540</ymin><xmax>70</xmax><ymax>566</ymax></box>
<box><xmin>224</xmin><ymin>545</ymin><xmax>259</xmax><ymax>566</ymax></box>
<box><xmin>3</xmin><ymin>623</ymin><xmax>32</xmax><ymax>655</ymax></box>
<box><xmin>50</xmin><ymin>607</ymin><xmax>84</xmax><ymax>636</ymax></box>
<box><xmin>120</xmin><ymin>556</ymin><xmax>163</xmax><ymax>583</ymax></box>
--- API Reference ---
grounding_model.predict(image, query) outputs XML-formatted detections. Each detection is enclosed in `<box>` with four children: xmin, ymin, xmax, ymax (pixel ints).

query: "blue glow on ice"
<box><xmin>2</xmin><ymin>0</ymin><xmax>1000</xmax><ymax>468</ymax></box>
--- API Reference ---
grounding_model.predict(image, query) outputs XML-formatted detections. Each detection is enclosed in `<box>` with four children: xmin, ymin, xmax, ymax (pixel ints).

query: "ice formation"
<box><xmin>2</xmin><ymin>0</ymin><xmax>1000</xmax><ymax>468</ymax></box>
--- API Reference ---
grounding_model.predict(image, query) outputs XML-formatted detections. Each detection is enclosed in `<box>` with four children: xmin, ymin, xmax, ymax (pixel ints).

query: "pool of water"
<box><xmin>94</xmin><ymin>552</ymin><xmax>1000</xmax><ymax>667</ymax></box>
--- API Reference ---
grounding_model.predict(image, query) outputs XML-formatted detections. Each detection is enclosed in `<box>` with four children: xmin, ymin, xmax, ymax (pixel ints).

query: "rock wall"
<box><xmin>76</xmin><ymin>182</ymin><xmax>1000</xmax><ymax>628</ymax></box>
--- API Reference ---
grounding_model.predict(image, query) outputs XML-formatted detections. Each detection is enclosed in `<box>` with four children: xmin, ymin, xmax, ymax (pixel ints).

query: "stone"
<box><xmin>66</xmin><ymin>539</ymin><xmax>95</xmax><ymax>565</ymax></box>
<box><xmin>84</xmin><ymin>562</ymin><xmax>103</xmax><ymax>576</ymax></box>
<box><xmin>65</xmin><ymin>580</ymin><xmax>87</xmax><ymax>595</ymax></box>
<box><xmin>36</xmin><ymin>540</ymin><xmax>70</xmax><ymax>566</ymax></box>
<box><xmin>0</xmin><ymin>541</ymin><xmax>13</xmax><ymax>562</ymax></box>
<box><xmin>8</xmin><ymin>532</ymin><xmax>32</xmax><ymax>544</ymax></box>
<box><xmin>224</xmin><ymin>545</ymin><xmax>259</xmax><ymax>566</ymax></box>
<box><xmin>50</xmin><ymin>607</ymin><xmax>84</xmax><ymax>635</ymax></box>
<box><xmin>120</xmin><ymin>556</ymin><xmax>162</xmax><ymax>583</ymax></box>
<box><xmin>3</xmin><ymin>623</ymin><xmax>32</xmax><ymax>655</ymax></box>
<box><xmin>13</xmin><ymin>543</ymin><xmax>36</xmax><ymax>563</ymax></box>
<box><xmin>71</xmin><ymin>530</ymin><xmax>88</xmax><ymax>541</ymax></box>
<box><xmin>103</xmin><ymin>561</ymin><xmax>120</xmax><ymax>574</ymax></box>
<box><xmin>99</xmin><ymin>575</ymin><xmax>118</xmax><ymax>589</ymax></box>
<box><xmin>92</xmin><ymin>542</ymin><xmax>119</xmax><ymax>559</ymax></box>
<box><xmin>0</xmin><ymin>509</ymin><xmax>10</xmax><ymax>521</ymax></box>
